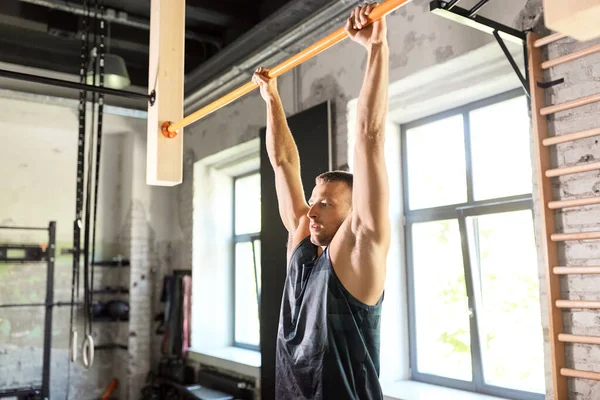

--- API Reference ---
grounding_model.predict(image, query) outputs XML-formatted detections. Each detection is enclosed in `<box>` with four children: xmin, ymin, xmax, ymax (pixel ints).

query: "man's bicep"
<box><xmin>351</xmin><ymin>141</ymin><xmax>390</xmax><ymax>241</ymax></box>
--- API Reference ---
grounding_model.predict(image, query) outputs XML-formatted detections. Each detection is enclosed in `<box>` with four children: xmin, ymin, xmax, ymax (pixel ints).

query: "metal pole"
<box><xmin>493</xmin><ymin>30</ymin><xmax>530</xmax><ymax>98</ymax></box>
<box><xmin>468</xmin><ymin>0</ymin><xmax>490</xmax><ymax>16</ymax></box>
<box><xmin>167</xmin><ymin>0</ymin><xmax>409</xmax><ymax>133</ymax></box>
<box><xmin>0</xmin><ymin>302</ymin><xmax>83</xmax><ymax>308</ymax></box>
<box><xmin>41</xmin><ymin>221</ymin><xmax>56</xmax><ymax>400</ymax></box>
<box><xmin>445</xmin><ymin>0</ymin><xmax>461</xmax><ymax>9</ymax></box>
<box><xmin>0</xmin><ymin>226</ymin><xmax>49</xmax><ymax>231</ymax></box>
<box><xmin>0</xmin><ymin>69</ymin><xmax>151</xmax><ymax>102</ymax></box>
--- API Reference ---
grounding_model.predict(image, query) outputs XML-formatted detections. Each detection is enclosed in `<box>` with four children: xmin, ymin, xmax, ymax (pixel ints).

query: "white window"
<box><xmin>191</xmin><ymin>139</ymin><xmax>261</xmax><ymax>356</ymax></box>
<box><xmin>233</xmin><ymin>172</ymin><xmax>261</xmax><ymax>350</ymax></box>
<box><xmin>403</xmin><ymin>91</ymin><xmax>544</xmax><ymax>400</ymax></box>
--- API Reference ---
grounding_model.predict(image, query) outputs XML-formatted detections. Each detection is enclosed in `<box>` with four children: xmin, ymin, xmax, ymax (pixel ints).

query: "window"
<box><xmin>403</xmin><ymin>91</ymin><xmax>544</xmax><ymax>400</ymax></box>
<box><xmin>233</xmin><ymin>172</ymin><xmax>261</xmax><ymax>350</ymax></box>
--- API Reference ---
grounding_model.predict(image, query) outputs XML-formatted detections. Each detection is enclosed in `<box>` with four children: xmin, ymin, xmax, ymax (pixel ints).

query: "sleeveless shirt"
<box><xmin>275</xmin><ymin>236</ymin><xmax>383</xmax><ymax>400</ymax></box>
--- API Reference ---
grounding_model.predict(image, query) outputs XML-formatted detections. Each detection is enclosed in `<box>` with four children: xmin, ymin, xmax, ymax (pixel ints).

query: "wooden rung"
<box><xmin>549</xmin><ymin>196</ymin><xmax>600</xmax><ymax>209</ymax></box>
<box><xmin>546</xmin><ymin>161</ymin><xmax>600</xmax><ymax>177</ymax></box>
<box><xmin>542</xmin><ymin>44</ymin><xmax>600</xmax><ymax>69</ymax></box>
<box><xmin>541</xmin><ymin>93</ymin><xmax>600</xmax><ymax>116</ymax></box>
<box><xmin>554</xmin><ymin>266</ymin><xmax>600</xmax><ymax>274</ymax></box>
<box><xmin>556</xmin><ymin>300</ymin><xmax>600</xmax><ymax>309</ymax></box>
<box><xmin>534</xmin><ymin>32</ymin><xmax>567</xmax><ymax>48</ymax></box>
<box><xmin>543</xmin><ymin>127</ymin><xmax>600</xmax><ymax>146</ymax></box>
<box><xmin>559</xmin><ymin>333</ymin><xmax>600</xmax><ymax>345</ymax></box>
<box><xmin>551</xmin><ymin>231</ymin><xmax>600</xmax><ymax>242</ymax></box>
<box><xmin>561</xmin><ymin>368</ymin><xmax>600</xmax><ymax>381</ymax></box>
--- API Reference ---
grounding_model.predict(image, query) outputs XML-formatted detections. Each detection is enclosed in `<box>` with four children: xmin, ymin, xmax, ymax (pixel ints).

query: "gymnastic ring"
<box><xmin>161</xmin><ymin>121</ymin><xmax>178</xmax><ymax>138</ymax></box>
<box><xmin>82</xmin><ymin>334</ymin><xmax>95</xmax><ymax>369</ymax></box>
<box><xmin>70</xmin><ymin>330</ymin><xmax>77</xmax><ymax>362</ymax></box>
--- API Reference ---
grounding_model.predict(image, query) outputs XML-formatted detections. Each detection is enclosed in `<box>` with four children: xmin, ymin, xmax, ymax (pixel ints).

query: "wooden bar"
<box><xmin>543</xmin><ymin>127</ymin><xmax>600</xmax><ymax>146</ymax></box>
<box><xmin>561</xmin><ymin>368</ymin><xmax>600</xmax><ymax>381</ymax></box>
<box><xmin>527</xmin><ymin>32</ymin><xmax>568</xmax><ymax>400</ymax></box>
<box><xmin>167</xmin><ymin>0</ymin><xmax>409</xmax><ymax>133</ymax></box>
<box><xmin>146</xmin><ymin>0</ymin><xmax>185</xmax><ymax>186</ymax></box>
<box><xmin>551</xmin><ymin>231</ymin><xmax>600</xmax><ymax>242</ymax></box>
<box><xmin>559</xmin><ymin>333</ymin><xmax>600</xmax><ymax>345</ymax></box>
<box><xmin>542</xmin><ymin>44</ymin><xmax>600</xmax><ymax>69</ymax></box>
<box><xmin>546</xmin><ymin>161</ymin><xmax>600</xmax><ymax>177</ymax></box>
<box><xmin>541</xmin><ymin>93</ymin><xmax>600</xmax><ymax>116</ymax></box>
<box><xmin>554</xmin><ymin>266</ymin><xmax>600</xmax><ymax>274</ymax></box>
<box><xmin>556</xmin><ymin>300</ymin><xmax>600</xmax><ymax>309</ymax></box>
<box><xmin>543</xmin><ymin>0</ymin><xmax>600</xmax><ymax>41</ymax></box>
<box><xmin>549</xmin><ymin>196</ymin><xmax>600</xmax><ymax>209</ymax></box>
<box><xmin>534</xmin><ymin>32</ymin><xmax>567</xmax><ymax>48</ymax></box>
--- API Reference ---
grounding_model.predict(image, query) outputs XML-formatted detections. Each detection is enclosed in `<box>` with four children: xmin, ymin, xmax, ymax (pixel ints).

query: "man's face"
<box><xmin>307</xmin><ymin>180</ymin><xmax>352</xmax><ymax>246</ymax></box>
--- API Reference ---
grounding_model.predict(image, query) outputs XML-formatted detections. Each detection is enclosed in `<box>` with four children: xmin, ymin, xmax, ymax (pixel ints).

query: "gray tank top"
<box><xmin>275</xmin><ymin>236</ymin><xmax>383</xmax><ymax>400</ymax></box>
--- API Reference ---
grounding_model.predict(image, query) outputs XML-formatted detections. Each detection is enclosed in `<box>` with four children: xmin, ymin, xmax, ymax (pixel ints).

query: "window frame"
<box><xmin>402</xmin><ymin>89</ymin><xmax>544</xmax><ymax>400</ymax></box>
<box><xmin>232</xmin><ymin>170</ymin><xmax>261</xmax><ymax>351</ymax></box>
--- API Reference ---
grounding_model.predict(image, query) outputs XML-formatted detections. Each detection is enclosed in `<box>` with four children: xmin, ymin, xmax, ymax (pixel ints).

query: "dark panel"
<box><xmin>186</xmin><ymin>0</ymin><xmax>259</xmax><ymax>27</ymax></box>
<box><xmin>260</xmin><ymin>101</ymin><xmax>331</xmax><ymax>400</ymax></box>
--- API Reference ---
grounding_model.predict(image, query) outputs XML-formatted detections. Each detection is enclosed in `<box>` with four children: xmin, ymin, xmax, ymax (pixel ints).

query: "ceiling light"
<box><xmin>87</xmin><ymin>52</ymin><xmax>131</xmax><ymax>90</ymax></box>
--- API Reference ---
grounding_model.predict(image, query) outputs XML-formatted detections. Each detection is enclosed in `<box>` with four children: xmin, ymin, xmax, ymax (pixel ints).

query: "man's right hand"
<box><xmin>252</xmin><ymin>67</ymin><xmax>279</xmax><ymax>103</ymax></box>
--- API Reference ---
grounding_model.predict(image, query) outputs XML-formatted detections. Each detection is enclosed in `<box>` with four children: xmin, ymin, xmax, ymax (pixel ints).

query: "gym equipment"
<box><xmin>0</xmin><ymin>222</ymin><xmax>56</xmax><ymax>400</ymax></box>
<box><xmin>100</xmin><ymin>379</ymin><xmax>119</xmax><ymax>400</ymax></box>
<box><xmin>158</xmin><ymin>271</ymin><xmax>191</xmax><ymax>357</ymax></box>
<box><xmin>105</xmin><ymin>300</ymin><xmax>130</xmax><ymax>321</ymax></box>
<box><xmin>528</xmin><ymin>31</ymin><xmax>600</xmax><ymax>397</ymax></box>
<box><xmin>145</xmin><ymin>0</ymin><xmax>186</xmax><ymax>186</ymax></box>
<box><xmin>89</xmin><ymin>300</ymin><xmax>130</xmax><ymax>321</ymax></box>
<box><xmin>0</xmin><ymin>0</ymin><xmax>409</xmax><ymax>186</ymax></box>
<box><xmin>148</xmin><ymin>0</ymin><xmax>408</xmax><ymax>186</ymax></box>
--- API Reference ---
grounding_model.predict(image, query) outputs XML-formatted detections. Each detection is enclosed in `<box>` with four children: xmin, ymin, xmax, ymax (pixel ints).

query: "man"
<box><xmin>252</xmin><ymin>3</ymin><xmax>390</xmax><ymax>399</ymax></box>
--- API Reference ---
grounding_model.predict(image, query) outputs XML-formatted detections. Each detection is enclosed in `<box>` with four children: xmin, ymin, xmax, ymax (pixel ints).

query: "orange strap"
<box><xmin>101</xmin><ymin>379</ymin><xmax>118</xmax><ymax>400</ymax></box>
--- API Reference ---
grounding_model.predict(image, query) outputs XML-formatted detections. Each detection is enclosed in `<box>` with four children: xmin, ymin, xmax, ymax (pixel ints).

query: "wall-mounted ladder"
<box><xmin>528</xmin><ymin>31</ymin><xmax>600</xmax><ymax>400</ymax></box>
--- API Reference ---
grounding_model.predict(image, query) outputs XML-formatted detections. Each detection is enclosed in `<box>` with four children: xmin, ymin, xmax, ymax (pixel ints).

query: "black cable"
<box><xmin>67</xmin><ymin>0</ymin><xmax>90</xmax><ymax>396</ymax></box>
<box><xmin>90</xmin><ymin>0</ymin><xmax>106</xmax><ymax>336</ymax></box>
<box><xmin>83</xmin><ymin>0</ymin><xmax>101</xmax><ymax>342</ymax></box>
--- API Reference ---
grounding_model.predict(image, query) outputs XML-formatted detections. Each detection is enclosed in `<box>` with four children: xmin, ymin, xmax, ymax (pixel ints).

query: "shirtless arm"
<box><xmin>253</xmin><ymin>68</ymin><xmax>310</xmax><ymax>259</ymax></box>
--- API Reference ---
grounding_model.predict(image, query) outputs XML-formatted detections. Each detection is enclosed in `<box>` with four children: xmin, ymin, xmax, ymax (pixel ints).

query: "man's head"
<box><xmin>307</xmin><ymin>171</ymin><xmax>353</xmax><ymax>246</ymax></box>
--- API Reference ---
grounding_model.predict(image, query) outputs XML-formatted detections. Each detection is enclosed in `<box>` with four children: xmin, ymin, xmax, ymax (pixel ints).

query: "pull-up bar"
<box><xmin>163</xmin><ymin>0</ymin><xmax>409</xmax><ymax>137</ymax></box>
<box><xmin>147</xmin><ymin>0</ymin><xmax>410</xmax><ymax>186</ymax></box>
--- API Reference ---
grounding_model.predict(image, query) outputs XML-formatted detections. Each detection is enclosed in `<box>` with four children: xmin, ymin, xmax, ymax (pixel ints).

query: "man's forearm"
<box><xmin>356</xmin><ymin>42</ymin><xmax>389</xmax><ymax>138</ymax></box>
<box><xmin>266</xmin><ymin>95</ymin><xmax>300</xmax><ymax>167</ymax></box>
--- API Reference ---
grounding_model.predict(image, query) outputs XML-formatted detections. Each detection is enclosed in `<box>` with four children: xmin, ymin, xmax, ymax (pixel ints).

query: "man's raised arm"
<box><xmin>345</xmin><ymin>4</ymin><xmax>391</xmax><ymax>245</ymax></box>
<box><xmin>253</xmin><ymin>68</ymin><xmax>309</xmax><ymax>234</ymax></box>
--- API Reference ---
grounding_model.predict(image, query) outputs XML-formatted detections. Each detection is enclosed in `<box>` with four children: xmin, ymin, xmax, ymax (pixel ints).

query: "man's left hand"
<box><xmin>345</xmin><ymin>3</ymin><xmax>387</xmax><ymax>49</ymax></box>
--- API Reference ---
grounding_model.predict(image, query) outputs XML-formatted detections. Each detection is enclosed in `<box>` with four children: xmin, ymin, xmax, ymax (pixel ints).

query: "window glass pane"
<box><xmin>412</xmin><ymin>219</ymin><xmax>472</xmax><ymax>381</ymax></box>
<box><xmin>466</xmin><ymin>210</ymin><xmax>544</xmax><ymax>393</ymax></box>
<box><xmin>406</xmin><ymin>115</ymin><xmax>467</xmax><ymax>210</ymax></box>
<box><xmin>469</xmin><ymin>96</ymin><xmax>532</xmax><ymax>201</ymax></box>
<box><xmin>235</xmin><ymin>173</ymin><xmax>261</xmax><ymax>235</ymax></box>
<box><xmin>234</xmin><ymin>241</ymin><xmax>261</xmax><ymax>347</ymax></box>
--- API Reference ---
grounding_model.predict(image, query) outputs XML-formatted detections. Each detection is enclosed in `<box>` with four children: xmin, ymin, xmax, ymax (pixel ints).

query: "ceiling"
<box><xmin>0</xmin><ymin>0</ymin><xmax>334</xmax><ymax>95</ymax></box>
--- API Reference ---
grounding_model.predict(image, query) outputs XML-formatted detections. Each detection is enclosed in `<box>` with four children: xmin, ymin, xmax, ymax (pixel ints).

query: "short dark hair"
<box><xmin>316</xmin><ymin>170</ymin><xmax>353</xmax><ymax>190</ymax></box>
